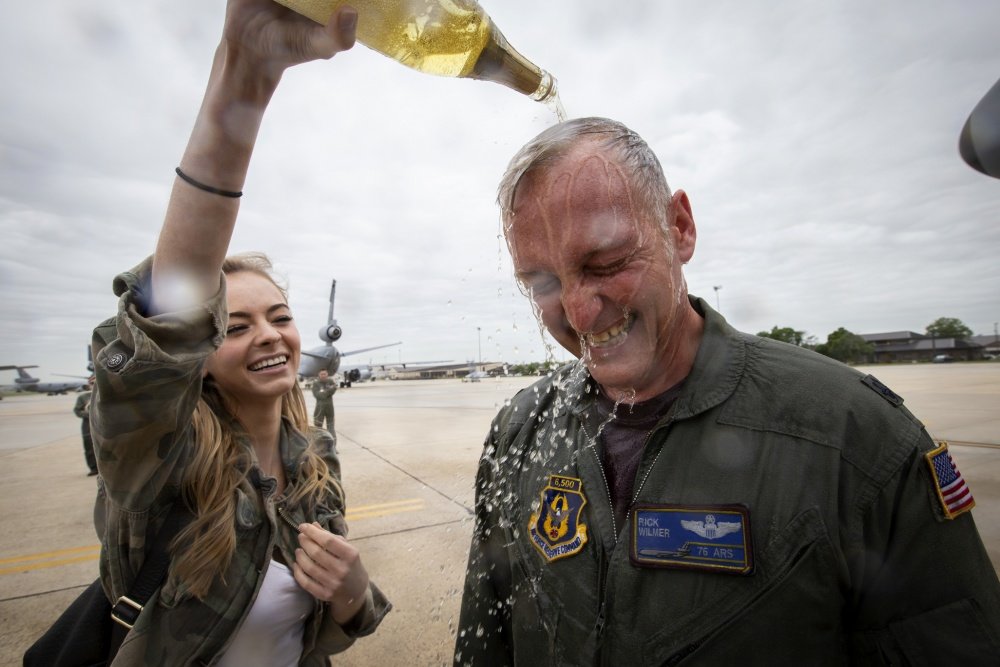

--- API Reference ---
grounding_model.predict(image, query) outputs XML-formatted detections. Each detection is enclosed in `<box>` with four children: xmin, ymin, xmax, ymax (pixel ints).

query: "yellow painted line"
<box><xmin>346</xmin><ymin>499</ymin><xmax>425</xmax><ymax>521</ymax></box>
<box><xmin>0</xmin><ymin>498</ymin><xmax>426</xmax><ymax>575</ymax></box>
<box><xmin>0</xmin><ymin>544</ymin><xmax>100</xmax><ymax>566</ymax></box>
<box><xmin>0</xmin><ymin>554</ymin><xmax>98</xmax><ymax>576</ymax></box>
<box><xmin>346</xmin><ymin>502</ymin><xmax>425</xmax><ymax>521</ymax></box>
<box><xmin>349</xmin><ymin>499</ymin><xmax>425</xmax><ymax>512</ymax></box>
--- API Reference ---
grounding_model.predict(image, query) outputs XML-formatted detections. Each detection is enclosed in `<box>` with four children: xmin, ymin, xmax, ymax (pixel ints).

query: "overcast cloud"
<box><xmin>1</xmin><ymin>0</ymin><xmax>998</xmax><ymax>380</ymax></box>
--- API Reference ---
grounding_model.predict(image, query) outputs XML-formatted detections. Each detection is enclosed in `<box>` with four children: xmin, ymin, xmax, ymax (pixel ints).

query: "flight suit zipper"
<box><xmin>630</xmin><ymin>423</ymin><xmax>670</xmax><ymax>507</ymax></box>
<box><xmin>591</xmin><ymin>421</ymin><xmax>671</xmax><ymax>664</ymax></box>
<box><xmin>588</xmin><ymin>442</ymin><xmax>615</xmax><ymax>655</ymax></box>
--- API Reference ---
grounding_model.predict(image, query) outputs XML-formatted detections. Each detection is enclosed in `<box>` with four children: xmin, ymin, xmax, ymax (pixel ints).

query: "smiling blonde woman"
<box><xmin>87</xmin><ymin>2</ymin><xmax>390</xmax><ymax>665</ymax></box>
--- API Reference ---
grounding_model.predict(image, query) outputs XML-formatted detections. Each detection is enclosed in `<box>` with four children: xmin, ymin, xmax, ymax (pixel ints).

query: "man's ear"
<box><xmin>670</xmin><ymin>190</ymin><xmax>697</xmax><ymax>264</ymax></box>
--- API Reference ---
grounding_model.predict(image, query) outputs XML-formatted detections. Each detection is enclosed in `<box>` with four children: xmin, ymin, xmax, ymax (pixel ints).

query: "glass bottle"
<box><xmin>272</xmin><ymin>0</ymin><xmax>559</xmax><ymax>105</ymax></box>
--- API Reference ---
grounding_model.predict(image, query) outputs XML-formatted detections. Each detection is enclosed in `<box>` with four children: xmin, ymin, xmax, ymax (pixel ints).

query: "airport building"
<box><xmin>861</xmin><ymin>330</ymin><xmax>991</xmax><ymax>363</ymax></box>
<box><xmin>391</xmin><ymin>362</ymin><xmax>507</xmax><ymax>381</ymax></box>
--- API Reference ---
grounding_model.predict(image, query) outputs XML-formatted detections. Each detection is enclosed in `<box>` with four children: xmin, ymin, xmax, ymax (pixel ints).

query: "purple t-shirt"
<box><xmin>595</xmin><ymin>383</ymin><xmax>682</xmax><ymax>531</ymax></box>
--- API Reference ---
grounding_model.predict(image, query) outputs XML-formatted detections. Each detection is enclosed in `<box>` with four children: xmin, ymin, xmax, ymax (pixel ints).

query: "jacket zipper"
<box><xmin>590</xmin><ymin>421</ymin><xmax>671</xmax><ymax>665</ymax></box>
<box><xmin>588</xmin><ymin>442</ymin><xmax>615</xmax><ymax>659</ymax></box>
<box><xmin>630</xmin><ymin>422</ymin><xmax>670</xmax><ymax>506</ymax></box>
<box><xmin>216</xmin><ymin>500</ymin><xmax>285</xmax><ymax>661</ymax></box>
<box><xmin>277</xmin><ymin>504</ymin><xmax>301</xmax><ymax>533</ymax></box>
<box><xmin>589</xmin><ymin>443</ymin><xmax>618</xmax><ymax>540</ymax></box>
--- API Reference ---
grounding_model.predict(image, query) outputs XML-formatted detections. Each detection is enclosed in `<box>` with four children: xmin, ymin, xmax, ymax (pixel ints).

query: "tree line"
<box><xmin>502</xmin><ymin>318</ymin><xmax>975</xmax><ymax>372</ymax></box>
<box><xmin>756</xmin><ymin>317</ymin><xmax>974</xmax><ymax>364</ymax></box>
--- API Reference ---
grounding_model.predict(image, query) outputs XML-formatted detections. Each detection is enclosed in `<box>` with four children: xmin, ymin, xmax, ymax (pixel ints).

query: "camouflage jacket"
<box><xmin>91</xmin><ymin>258</ymin><xmax>390</xmax><ymax>666</ymax></box>
<box><xmin>456</xmin><ymin>298</ymin><xmax>1000</xmax><ymax>666</ymax></box>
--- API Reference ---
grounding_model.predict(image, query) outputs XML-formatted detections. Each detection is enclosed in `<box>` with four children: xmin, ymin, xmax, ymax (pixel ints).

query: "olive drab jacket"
<box><xmin>455</xmin><ymin>298</ymin><xmax>1000</xmax><ymax>666</ymax></box>
<box><xmin>91</xmin><ymin>258</ymin><xmax>390</xmax><ymax>666</ymax></box>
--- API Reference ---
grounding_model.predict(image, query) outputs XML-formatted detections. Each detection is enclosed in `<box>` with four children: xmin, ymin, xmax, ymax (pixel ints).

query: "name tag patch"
<box><xmin>528</xmin><ymin>475</ymin><xmax>589</xmax><ymax>562</ymax></box>
<box><xmin>630</xmin><ymin>504</ymin><xmax>753</xmax><ymax>575</ymax></box>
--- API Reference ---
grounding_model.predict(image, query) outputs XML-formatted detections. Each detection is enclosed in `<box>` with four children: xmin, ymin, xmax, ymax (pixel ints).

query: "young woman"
<box><xmin>89</xmin><ymin>1</ymin><xmax>389</xmax><ymax>664</ymax></box>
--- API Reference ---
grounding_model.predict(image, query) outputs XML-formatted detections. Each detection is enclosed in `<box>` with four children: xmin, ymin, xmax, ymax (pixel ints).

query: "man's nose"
<box><xmin>561</xmin><ymin>280</ymin><xmax>602</xmax><ymax>334</ymax></box>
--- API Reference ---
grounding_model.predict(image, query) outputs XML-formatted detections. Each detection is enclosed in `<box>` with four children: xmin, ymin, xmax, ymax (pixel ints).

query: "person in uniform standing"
<box><xmin>454</xmin><ymin>117</ymin><xmax>1000</xmax><ymax>665</ymax></box>
<box><xmin>72</xmin><ymin>375</ymin><xmax>98</xmax><ymax>476</ymax></box>
<box><xmin>311</xmin><ymin>369</ymin><xmax>337</xmax><ymax>433</ymax></box>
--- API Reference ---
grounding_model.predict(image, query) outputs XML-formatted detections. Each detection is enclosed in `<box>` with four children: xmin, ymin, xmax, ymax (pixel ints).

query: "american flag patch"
<box><xmin>926</xmin><ymin>442</ymin><xmax>975</xmax><ymax>519</ymax></box>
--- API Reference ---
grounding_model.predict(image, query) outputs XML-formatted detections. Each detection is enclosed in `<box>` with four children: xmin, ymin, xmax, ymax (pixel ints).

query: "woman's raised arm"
<box><xmin>150</xmin><ymin>0</ymin><xmax>357</xmax><ymax>314</ymax></box>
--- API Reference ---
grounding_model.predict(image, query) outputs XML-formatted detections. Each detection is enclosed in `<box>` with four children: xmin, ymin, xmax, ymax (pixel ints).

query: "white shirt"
<box><xmin>217</xmin><ymin>559</ymin><xmax>314</xmax><ymax>667</ymax></box>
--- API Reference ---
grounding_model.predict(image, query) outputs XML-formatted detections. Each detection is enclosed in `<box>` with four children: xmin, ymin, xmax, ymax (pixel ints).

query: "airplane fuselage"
<box><xmin>299</xmin><ymin>345</ymin><xmax>342</xmax><ymax>379</ymax></box>
<box><xmin>12</xmin><ymin>381</ymin><xmax>86</xmax><ymax>395</ymax></box>
<box><xmin>2</xmin><ymin>368</ymin><xmax>88</xmax><ymax>395</ymax></box>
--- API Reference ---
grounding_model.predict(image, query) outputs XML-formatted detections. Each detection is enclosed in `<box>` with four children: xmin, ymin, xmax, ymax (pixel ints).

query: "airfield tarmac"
<box><xmin>1</xmin><ymin>363</ymin><xmax>998</xmax><ymax>666</ymax></box>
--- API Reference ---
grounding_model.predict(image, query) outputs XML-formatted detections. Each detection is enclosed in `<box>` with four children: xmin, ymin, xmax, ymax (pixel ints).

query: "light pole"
<box><xmin>713</xmin><ymin>285</ymin><xmax>723</xmax><ymax>312</ymax></box>
<box><xmin>477</xmin><ymin>327</ymin><xmax>482</xmax><ymax>369</ymax></box>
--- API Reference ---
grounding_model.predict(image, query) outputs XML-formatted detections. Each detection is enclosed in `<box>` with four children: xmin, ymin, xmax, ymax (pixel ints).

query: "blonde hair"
<box><xmin>172</xmin><ymin>252</ymin><xmax>343</xmax><ymax>599</ymax></box>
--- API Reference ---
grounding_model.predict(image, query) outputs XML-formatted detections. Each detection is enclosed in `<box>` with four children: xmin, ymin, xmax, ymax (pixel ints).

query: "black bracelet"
<box><xmin>174</xmin><ymin>167</ymin><xmax>243</xmax><ymax>198</ymax></box>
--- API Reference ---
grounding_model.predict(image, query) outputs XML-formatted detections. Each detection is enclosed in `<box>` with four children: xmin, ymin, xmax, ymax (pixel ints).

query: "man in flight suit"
<box><xmin>454</xmin><ymin>118</ymin><xmax>1000</xmax><ymax>665</ymax></box>
<box><xmin>311</xmin><ymin>369</ymin><xmax>337</xmax><ymax>434</ymax></box>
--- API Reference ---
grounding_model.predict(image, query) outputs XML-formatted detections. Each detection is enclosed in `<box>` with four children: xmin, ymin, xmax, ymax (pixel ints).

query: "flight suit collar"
<box><xmin>668</xmin><ymin>296</ymin><xmax>747</xmax><ymax>422</ymax></box>
<box><xmin>561</xmin><ymin>295</ymin><xmax>746</xmax><ymax>426</ymax></box>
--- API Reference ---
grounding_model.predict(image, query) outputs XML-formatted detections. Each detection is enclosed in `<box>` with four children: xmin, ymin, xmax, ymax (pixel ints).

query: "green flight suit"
<box><xmin>456</xmin><ymin>298</ymin><xmax>1000</xmax><ymax>666</ymax></box>
<box><xmin>73</xmin><ymin>389</ymin><xmax>97</xmax><ymax>473</ymax></box>
<box><xmin>312</xmin><ymin>377</ymin><xmax>337</xmax><ymax>433</ymax></box>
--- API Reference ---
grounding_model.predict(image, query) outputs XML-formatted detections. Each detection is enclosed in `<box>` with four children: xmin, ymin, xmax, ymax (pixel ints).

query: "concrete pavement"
<box><xmin>1</xmin><ymin>363</ymin><xmax>997</xmax><ymax>666</ymax></box>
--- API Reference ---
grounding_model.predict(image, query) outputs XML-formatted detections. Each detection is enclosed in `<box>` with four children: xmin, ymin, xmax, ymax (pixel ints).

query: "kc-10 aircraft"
<box><xmin>298</xmin><ymin>280</ymin><xmax>401</xmax><ymax>387</ymax></box>
<box><xmin>0</xmin><ymin>365</ymin><xmax>90</xmax><ymax>395</ymax></box>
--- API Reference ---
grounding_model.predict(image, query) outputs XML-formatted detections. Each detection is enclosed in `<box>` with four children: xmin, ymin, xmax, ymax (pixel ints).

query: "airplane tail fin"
<box><xmin>10</xmin><ymin>366</ymin><xmax>40</xmax><ymax>383</ymax></box>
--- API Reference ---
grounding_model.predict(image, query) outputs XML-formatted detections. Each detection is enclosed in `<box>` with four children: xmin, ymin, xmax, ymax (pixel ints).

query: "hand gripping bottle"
<box><xmin>272</xmin><ymin>0</ymin><xmax>561</xmax><ymax>109</ymax></box>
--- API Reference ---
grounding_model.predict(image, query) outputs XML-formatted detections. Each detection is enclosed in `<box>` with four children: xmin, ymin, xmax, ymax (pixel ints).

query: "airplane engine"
<box><xmin>319</xmin><ymin>324</ymin><xmax>343</xmax><ymax>343</ymax></box>
<box><xmin>340</xmin><ymin>367</ymin><xmax>373</xmax><ymax>387</ymax></box>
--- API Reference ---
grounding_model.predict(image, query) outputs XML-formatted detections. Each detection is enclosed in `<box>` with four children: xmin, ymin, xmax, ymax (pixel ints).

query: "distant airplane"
<box><xmin>298</xmin><ymin>280</ymin><xmax>402</xmax><ymax>388</ymax></box>
<box><xmin>462</xmin><ymin>361</ymin><xmax>490</xmax><ymax>383</ymax></box>
<box><xmin>0</xmin><ymin>365</ymin><xmax>90</xmax><ymax>395</ymax></box>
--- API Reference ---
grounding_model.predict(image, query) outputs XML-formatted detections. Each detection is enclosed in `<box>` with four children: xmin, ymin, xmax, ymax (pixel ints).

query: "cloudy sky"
<box><xmin>1</xmin><ymin>0</ymin><xmax>998</xmax><ymax>380</ymax></box>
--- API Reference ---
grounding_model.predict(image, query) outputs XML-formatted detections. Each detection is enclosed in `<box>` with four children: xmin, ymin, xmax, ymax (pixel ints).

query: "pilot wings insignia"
<box><xmin>681</xmin><ymin>514</ymin><xmax>742</xmax><ymax>540</ymax></box>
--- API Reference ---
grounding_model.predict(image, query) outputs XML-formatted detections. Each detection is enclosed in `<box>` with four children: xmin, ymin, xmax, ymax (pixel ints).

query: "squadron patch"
<box><xmin>926</xmin><ymin>442</ymin><xmax>975</xmax><ymax>519</ymax></box>
<box><xmin>630</xmin><ymin>504</ymin><xmax>753</xmax><ymax>575</ymax></box>
<box><xmin>528</xmin><ymin>475</ymin><xmax>588</xmax><ymax>562</ymax></box>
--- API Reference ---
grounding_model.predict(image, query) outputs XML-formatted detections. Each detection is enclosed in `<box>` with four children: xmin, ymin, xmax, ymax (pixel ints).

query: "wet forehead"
<box><xmin>509</xmin><ymin>143</ymin><xmax>645</xmax><ymax>267</ymax></box>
